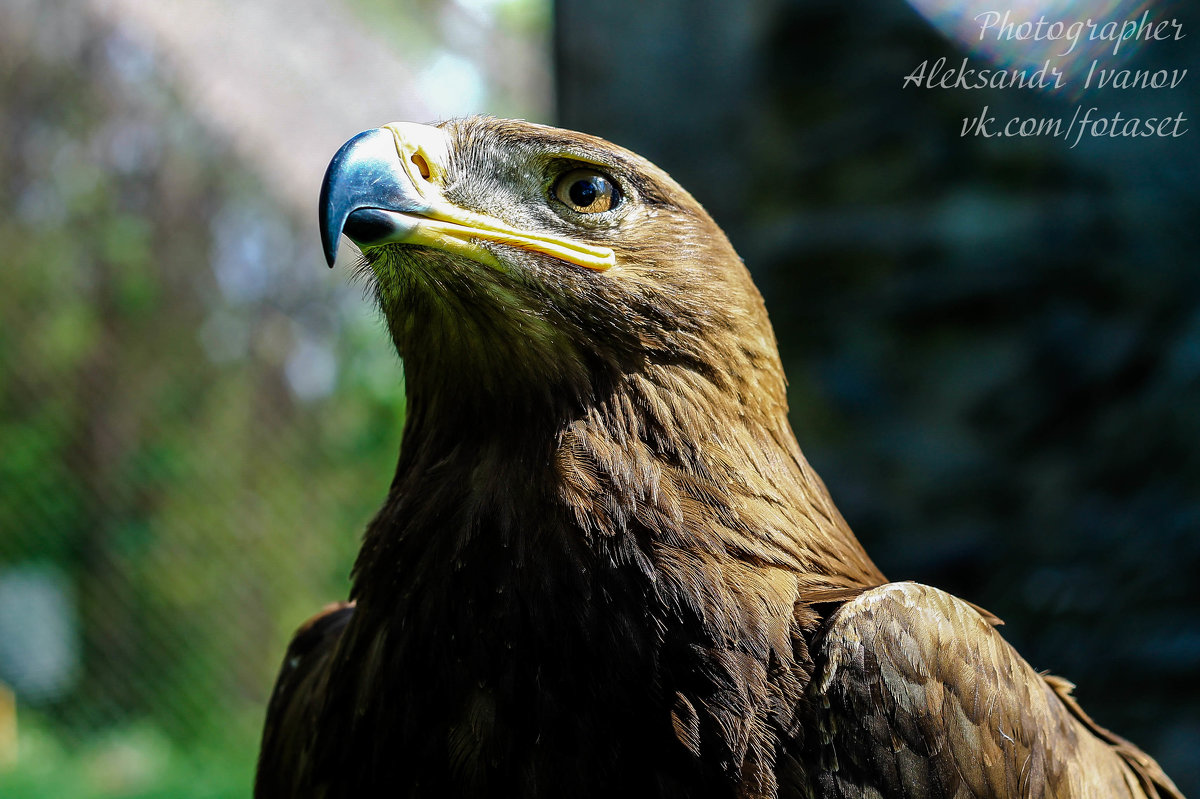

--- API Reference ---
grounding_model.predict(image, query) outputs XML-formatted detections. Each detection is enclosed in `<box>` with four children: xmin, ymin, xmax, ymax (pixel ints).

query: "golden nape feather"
<box><xmin>255</xmin><ymin>117</ymin><xmax>1183</xmax><ymax>799</ymax></box>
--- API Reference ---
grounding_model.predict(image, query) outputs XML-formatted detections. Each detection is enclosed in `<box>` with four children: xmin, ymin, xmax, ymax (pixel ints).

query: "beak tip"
<box><xmin>319</xmin><ymin>161</ymin><xmax>344</xmax><ymax>268</ymax></box>
<box><xmin>322</xmin><ymin>236</ymin><xmax>339</xmax><ymax>268</ymax></box>
<box><xmin>318</xmin><ymin>127</ymin><xmax>406</xmax><ymax>271</ymax></box>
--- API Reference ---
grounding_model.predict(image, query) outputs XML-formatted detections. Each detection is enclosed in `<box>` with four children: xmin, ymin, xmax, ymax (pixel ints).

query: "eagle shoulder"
<box><xmin>255</xmin><ymin>601</ymin><xmax>356</xmax><ymax>799</ymax></box>
<box><xmin>804</xmin><ymin>582</ymin><xmax>1179</xmax><ymax>799</ymax></box>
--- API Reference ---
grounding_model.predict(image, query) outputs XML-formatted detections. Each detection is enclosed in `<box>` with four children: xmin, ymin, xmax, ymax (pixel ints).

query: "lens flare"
<box><xmin>905</xmin><ymin>0</ymin><xmax>1179</xmax><ymax>98</ymax></box>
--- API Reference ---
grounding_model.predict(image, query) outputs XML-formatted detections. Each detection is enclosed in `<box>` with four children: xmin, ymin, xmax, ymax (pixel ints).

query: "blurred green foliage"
<box><xmin>0</xmin><ymin>4</ymin><xmax>408</xmax><ymax>795</ymax></box>
<box><xmin>7</xmin><ymin>716</ymin><xmax>257</xmax><ymax>799</ymax></box>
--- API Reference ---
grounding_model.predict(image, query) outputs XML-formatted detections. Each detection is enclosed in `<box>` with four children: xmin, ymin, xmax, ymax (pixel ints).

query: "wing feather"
<box><xmin>804</xmin><ymin>582</ymin><xmax>1181</xmax><ymax>799</ymax></box>
<box><xmin>255</xmin><ymin>601</ymin><xmax>355</xmax><ymax>799</ymax></box>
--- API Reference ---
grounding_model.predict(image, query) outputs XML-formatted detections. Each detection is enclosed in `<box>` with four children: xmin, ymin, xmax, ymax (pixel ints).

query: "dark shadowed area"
<box><xmin>558</xmin><ymin>0</ymin><xmax>1200</xmax><ymax>794</ymax></box>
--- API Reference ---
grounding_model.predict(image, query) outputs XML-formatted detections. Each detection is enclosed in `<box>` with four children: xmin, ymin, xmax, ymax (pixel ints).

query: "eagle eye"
<box><xmin>554</xmin><ymin>169</ymin><xmax>621</xmax><ymax>214</ymax></box>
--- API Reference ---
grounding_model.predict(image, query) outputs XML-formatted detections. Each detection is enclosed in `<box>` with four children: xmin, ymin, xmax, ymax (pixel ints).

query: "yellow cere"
<box><xmin>382</xmin><ymin>123</ymin><xmax>618</xmax><ymax>272</ymax></box>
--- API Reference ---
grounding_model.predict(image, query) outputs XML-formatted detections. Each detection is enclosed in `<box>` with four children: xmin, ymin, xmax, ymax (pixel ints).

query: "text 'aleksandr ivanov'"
<box><xmin>901</xmin><ymin>10</ymin><xmax>1188</xmax><ymax>147</ymax></box>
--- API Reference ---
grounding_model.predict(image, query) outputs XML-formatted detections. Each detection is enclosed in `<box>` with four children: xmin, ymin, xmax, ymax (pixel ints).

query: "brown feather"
<box><xmin>256</xmin><ymin>117</ymin><xmax>1181</xmax><ymax>799</ymax></box>
<box><xmin>804</xmin><ymin>583</ymin><xmax>1182</xmax><ymax>798</ymax></box>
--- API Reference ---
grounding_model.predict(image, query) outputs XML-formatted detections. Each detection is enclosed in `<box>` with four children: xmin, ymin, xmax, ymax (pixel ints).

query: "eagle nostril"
<box><xmin>411</xmin><ymin>153</ymin><xmax>431</xmax><ymax>180</ymax></box>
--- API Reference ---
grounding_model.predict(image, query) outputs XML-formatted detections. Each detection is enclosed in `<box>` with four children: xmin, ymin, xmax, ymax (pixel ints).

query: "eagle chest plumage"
<box><xmin>254</xmin><ymin>117</ymin><xmax>1183</xmax><ymax>799</ymax></box>
<box><xmin>305</xmin><ymin>392</ymin><xmax>841</xmax><ymax>798</ymax></box>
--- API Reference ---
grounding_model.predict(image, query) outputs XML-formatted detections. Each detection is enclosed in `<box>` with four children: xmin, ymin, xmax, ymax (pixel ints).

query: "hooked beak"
<box><xmin>318</xmin><ymin>123</ymin><xmax>616</xmax><ymax>271</ymax></box>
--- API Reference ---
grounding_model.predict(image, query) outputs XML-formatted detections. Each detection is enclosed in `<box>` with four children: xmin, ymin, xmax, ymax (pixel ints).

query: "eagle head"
<box><xmin>319</xmin><ymin>116</ymin><xmax>782</xmax><ymax>419</ymax></box>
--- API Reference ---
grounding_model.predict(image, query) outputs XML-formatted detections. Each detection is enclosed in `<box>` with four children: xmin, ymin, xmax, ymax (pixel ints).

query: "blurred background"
<box><xmin>0</xmin><ymin>0</ymin><xmax>1196</xmax><ymax>796</ymax></box>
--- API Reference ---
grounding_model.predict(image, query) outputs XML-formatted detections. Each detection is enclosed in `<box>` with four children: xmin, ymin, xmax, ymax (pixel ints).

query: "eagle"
<box><xmin>255</xmin><ymin>117</ymin><xmax>1183</xmax><ymax>799</ymax></box>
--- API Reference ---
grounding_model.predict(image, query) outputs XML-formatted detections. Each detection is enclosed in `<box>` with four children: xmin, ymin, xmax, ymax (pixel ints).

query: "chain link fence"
<box><xmin>0</xmin><ymin>4</ymin><xmax>422</xmax><ymax>795</ymax></box>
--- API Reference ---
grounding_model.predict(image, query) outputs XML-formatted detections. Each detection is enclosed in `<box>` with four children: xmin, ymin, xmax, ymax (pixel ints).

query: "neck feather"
<box><xmin>353</xmin><ymin>351</ymin><xmax>883</xmax><ymax>607</ymax></box>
